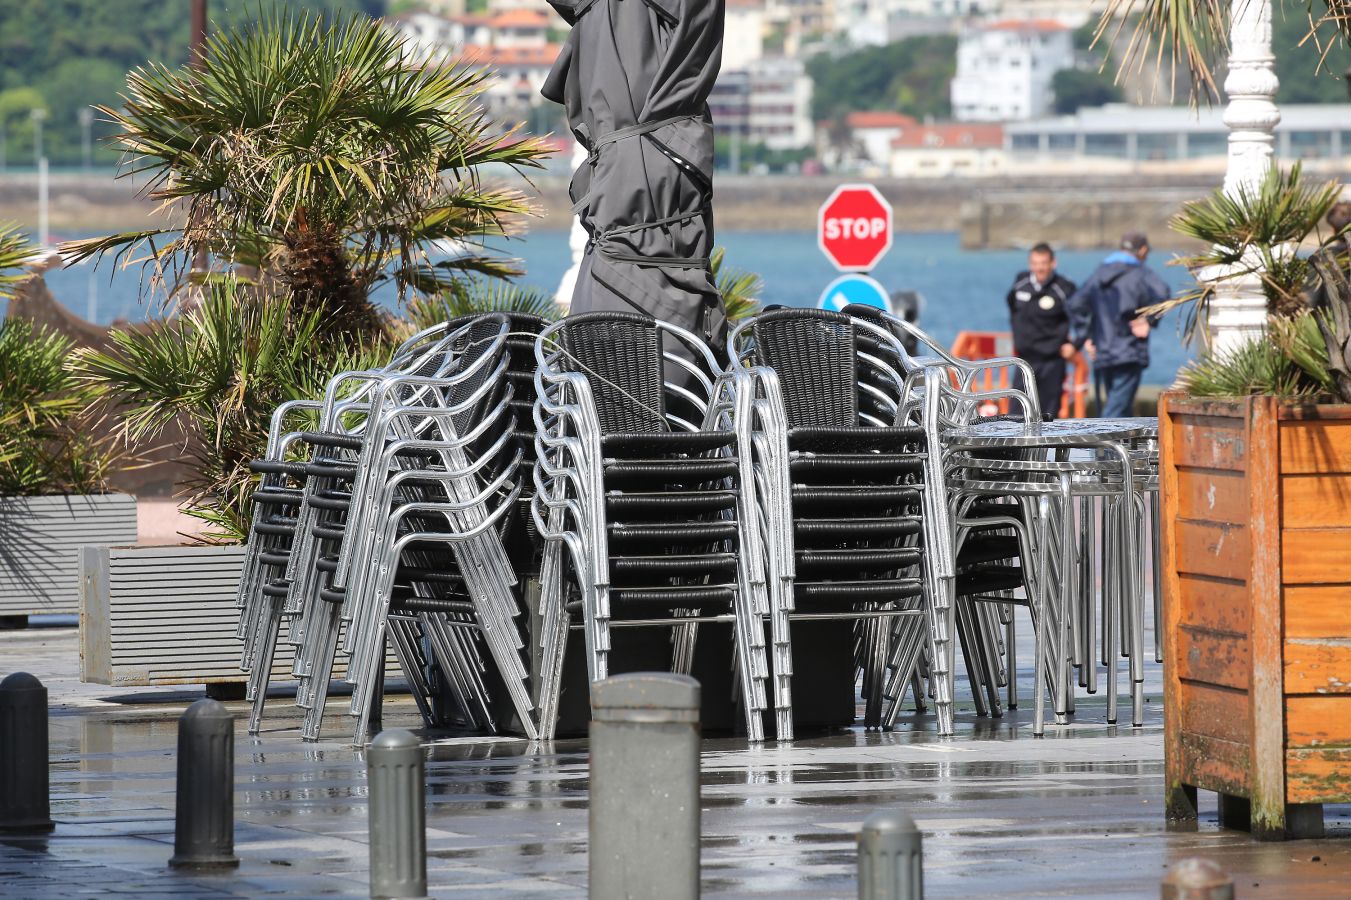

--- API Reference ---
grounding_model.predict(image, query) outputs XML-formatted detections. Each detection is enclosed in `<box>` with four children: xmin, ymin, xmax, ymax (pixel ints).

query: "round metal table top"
<box><xmin>944</xmin><ymin>416</ymin><xmax>1156</xmax><ymax>447</ymax></box>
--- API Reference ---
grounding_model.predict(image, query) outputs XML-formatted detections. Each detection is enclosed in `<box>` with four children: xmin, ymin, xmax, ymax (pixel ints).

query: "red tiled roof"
<box><xmin>488</xmin><ymin>8</ymin><xmax>551</xmax><ymax>29</ymax></box>
<box><xmin>981</xmin><ymin>19</ymin><xmax>1069</xmax><ymax>33</ymax></box>
<box><xmin>846</xmin><ymin>111</ymin><xmax>918</xmax><ymax>130</ymax></box>
<box><xmin>891</xmin><ymin>123</ymin><xmax>1003</xmax><ymax>150</ymax></box>
<box><xmin>455</xmin><ymin>42</ymin><xmax>562</xmax><ymax>68</ymax></box>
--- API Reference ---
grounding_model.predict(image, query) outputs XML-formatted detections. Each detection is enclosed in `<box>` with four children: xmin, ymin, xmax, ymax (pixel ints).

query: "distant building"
<box><xmin>847</xmin><ymin>110</ymin><xmax>919</xmax><ymax>164</ymax></box>
<box><xmin>889</xmin><ymin>122</ymin><xmax>1005</xmax><ymax>177</ymax></box>
<box><xmin>1005</xmin><ymin>103</ymin><xmax>1351</xmax><ymax>172</ymax></box>
<box><xmin>950</xmin><ymin>19</ymin><xmax>1073</xmax><ymax>122</ymax></box>
<box><xmin>725</xmin><ymin>0</ymin><xmax>767</xmax><ymax>70</ymax></box>
<box><xmin>765</xmin><ymin>0</ymin><xmax>833</xmax><ymax>55</ymax></box>
<box><xmin>710</xmin><ymin>57</ymin><xmax>814</xmax><ymax>151</ymax></box>
<box><xmin>385</xmin><ymin>9</ymin><xmax>561</xmax><ymax>122</ymax></box>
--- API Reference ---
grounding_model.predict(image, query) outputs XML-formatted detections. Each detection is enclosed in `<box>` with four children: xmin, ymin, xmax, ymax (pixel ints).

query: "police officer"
<box><xmin>1006</xmin><ymin>242</ymin><xmax>1077</xmax><ymax>419</ymax></box>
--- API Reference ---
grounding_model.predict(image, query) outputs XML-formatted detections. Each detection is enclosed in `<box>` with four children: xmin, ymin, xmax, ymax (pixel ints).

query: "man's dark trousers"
<box><xmin>1014</xmin><ymin>356</ymin><xmax>1067</xmax><ymax>420</ymax></box>
<box><xmin>1097</xmin><ymin>363</ymin><xmax>1143</xmax><ymax>418</ymax></box>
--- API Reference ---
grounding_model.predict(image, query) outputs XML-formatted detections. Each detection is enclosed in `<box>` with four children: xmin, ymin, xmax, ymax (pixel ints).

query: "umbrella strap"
<box><xmin>589</xmin><ymin>115</ymin><xmax>696</xmax><ymax>156</ymax></box>
<box><xmin>595</xmin><ymin>211</ymin><xmax>710</xmax><ymax>269</ymax></box>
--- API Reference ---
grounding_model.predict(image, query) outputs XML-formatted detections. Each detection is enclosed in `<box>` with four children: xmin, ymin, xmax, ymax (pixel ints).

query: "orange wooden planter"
<box><xmin>1159</xmin><ymin>393</ymin><xmax>1351</xmax><ymax>840</ymax></box>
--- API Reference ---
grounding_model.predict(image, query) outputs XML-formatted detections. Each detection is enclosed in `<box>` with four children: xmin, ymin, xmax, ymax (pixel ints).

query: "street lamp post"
<box><xmin>79</xmin><ymin>108</ymin><xmax>95</xmax><ymax>171</ymax></box>
<box><xmin>1206</xmin><ymin>0</ymin><xmax>1280</xmax><ymax>354</ymax></box>
<box><xmin>30</xmin><ymin>108</ymin><xmax>46</xmax><ymax>164</ymax></box>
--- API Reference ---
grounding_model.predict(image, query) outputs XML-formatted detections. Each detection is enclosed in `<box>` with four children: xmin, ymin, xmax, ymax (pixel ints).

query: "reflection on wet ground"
<box><xmin>3</xmin><ymin>621</ymin><xmax>1349</xmax><ymax>897</ymax></box>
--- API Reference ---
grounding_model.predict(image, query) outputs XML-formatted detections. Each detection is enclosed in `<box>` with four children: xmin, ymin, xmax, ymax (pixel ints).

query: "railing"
<box><xmin>949</xmin><ymin>331</ymin><xmax>1088</xmax><ymax>419</ymax></box>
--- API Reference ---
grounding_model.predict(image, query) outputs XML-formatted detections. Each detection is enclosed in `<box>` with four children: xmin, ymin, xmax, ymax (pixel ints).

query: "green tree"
<box><xmin>0</xmin><ymin>1</ymin><xmax>382</xmax><ymax>166</ymax></box>
<box><xmin>806</xmin><ymin>36</ymin><xmax>957</xmax><ymax>122</ymax></box>
<box><xmin>67</xmin><ymin>9</ymin><xmax>551</xmax><ymax>339</ymax></box>
<box><xmin>1052</xmin><ymin>68</ymin><xmax>1123</xmax><ymax>114</ymax></box>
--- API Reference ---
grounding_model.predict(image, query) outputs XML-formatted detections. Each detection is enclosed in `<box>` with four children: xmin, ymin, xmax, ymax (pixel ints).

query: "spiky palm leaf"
<box><xmin>0</xmin><ymin>318</ymin><xmax>117</xmax><ymax>494</ymax></box>
<box><xmin>1098</xmin><ymin>0</ymin><xmax>1351</xmax><ymax>103</ymax></box>
<box><xmin>711</xmin><ymin>246</ymin><xmax>764</xmax><ymax>322</ymax></box>
<box><xmin>1180</xmin><ymin>311</ymin><xmax>1332</xmax><ymax>397</ymax></box>
<box><xmin>1151</xmin><ymin>164</ymin><xmax>1343</xmax><ymax>340</ymax></box>
<box><xmin>78</xmin><ymin>279</ymin><xmax>390</xmax><ymax>542</ymax></box>
<box><xmin>65</xmin><ymin>9</ymin><xmax>552</xmax><ymax>335</ymax></box>
<box><xmin>0</xmin><ymin>223</ymin><xmax>33</xmax><ymax>303</ymax></box>
<box><xmin>405</xmin><ymin>277</ymin><xmax>561</xmax><ymax>331</ymax></box>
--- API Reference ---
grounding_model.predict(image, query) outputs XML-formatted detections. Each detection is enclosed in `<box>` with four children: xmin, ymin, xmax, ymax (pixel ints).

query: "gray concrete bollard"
<box><xmin>858</xmin><ymin>810</ymin><xmax>923</xmax><ymax>900</ymax></box>
<box><xmin>589</xmin><ymin>672</ymin><xmax>701</xmax><ymax>900</ymax></box>
<box><xmin>1161</xmin><ymin>858</ymin><xmax>1234</xmax><ymax>900</ymax></box>
<box><xmin>169</xmin><ymin>699</ymin><xmax>239</xmax><ymax>870</ymax></box>
<box><xmin>367</xmin><ymin>728</ymin><xmax>427</xmax><ymax>899</ymax></box>
<box><xmin>0</xmin><ymin>672</ymin><xmax>54</xmax><ymax>834</ymax></box>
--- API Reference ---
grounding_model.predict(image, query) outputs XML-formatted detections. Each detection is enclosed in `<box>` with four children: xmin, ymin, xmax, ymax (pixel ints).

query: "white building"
<box><xmin>950</xmin><ymin>19</ymin><xmax>1073</xmax><ymax>122</ymax></box>
<box><xmin>710</xmin><ymin>57</ymin><xmax>814</xmax><ymax>151</ymax></box>
<box><xmin>1005</xmin><ymin>103</ymin><xmax>1351</xmax><ymax>173</ymax></box>
<box><xmin>846</xmin><ymin>111</ymin><xmax>918</xmax><ymax>165</ymax></box>
<box><xmin>725</xmin><ymin>0</ymin><xmax>767</xmax><ymax>70</ymax></box>
<box><xmin>888</xmin><ymin>122</ymin><xmax>1005</xmax><ymax>177</ymax></box>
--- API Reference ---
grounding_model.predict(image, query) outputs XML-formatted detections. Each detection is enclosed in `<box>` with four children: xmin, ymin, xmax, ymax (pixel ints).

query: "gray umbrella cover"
<box><xmin>543</xmin><ymin>0</ymin><xmax>727</xmax><ymax>349</ymax></box>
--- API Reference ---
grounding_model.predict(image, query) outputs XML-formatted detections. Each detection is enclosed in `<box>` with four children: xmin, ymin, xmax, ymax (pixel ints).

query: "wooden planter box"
<box><xmin>0</xmin><ymin>494</ymin><xmax>137</xmax><ymax>619</ymax></box>
<box><xmin>1160</xmin><ymin>393</ymin><xmax>1351</xmax><ymax>840</ymax></box>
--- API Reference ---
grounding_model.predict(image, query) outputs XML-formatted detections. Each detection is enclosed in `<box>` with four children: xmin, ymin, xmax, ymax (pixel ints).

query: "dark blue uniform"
<box><xmin>1006</xmin><ymin>270</ymin><xmax>1076</xmax><ymax>419</ymax></box>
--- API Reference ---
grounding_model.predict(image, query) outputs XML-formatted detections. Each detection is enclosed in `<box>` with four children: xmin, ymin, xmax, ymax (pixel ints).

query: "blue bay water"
<box><xmin>34</xmin><ymin>230</ymin><xmax>1196</xmax><ymax>383</ymax></box>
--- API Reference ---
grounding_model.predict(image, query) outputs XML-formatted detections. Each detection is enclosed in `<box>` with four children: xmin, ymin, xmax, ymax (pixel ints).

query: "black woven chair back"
<box><xmin>445</xmin><ymin>314</ymin><xmax>510</xmax><ymax>436</ymax></box>
<box><xmin>556</xmin><ymin>312</ymin><xmax>668</xmax><ymax>435</ymax></box>
<box><xmin>750</xmin><ymin>308</ymin><xmax>858</xmax><ymax>429</ymax></box>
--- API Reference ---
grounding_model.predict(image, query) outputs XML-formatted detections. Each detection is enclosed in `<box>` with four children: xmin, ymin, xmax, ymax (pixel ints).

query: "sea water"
<box><xmin>32</xmin><ymin>230</ymin><xmax>1196</xmax><ymax>384</ymax></box>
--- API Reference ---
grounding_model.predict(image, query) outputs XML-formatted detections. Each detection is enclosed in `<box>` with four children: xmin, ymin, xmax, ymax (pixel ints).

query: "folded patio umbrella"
<box><xmin>543</xmin><ymin>0</ymin><xmax>727</xmax><ymax>349</ymax></box>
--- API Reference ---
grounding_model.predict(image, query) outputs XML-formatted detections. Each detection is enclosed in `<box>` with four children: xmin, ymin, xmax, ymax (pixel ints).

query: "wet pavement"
<box><xmin>3</xmin><ymin>618</ymin><xmax>1349</xmax><ymax>898</ymax></box>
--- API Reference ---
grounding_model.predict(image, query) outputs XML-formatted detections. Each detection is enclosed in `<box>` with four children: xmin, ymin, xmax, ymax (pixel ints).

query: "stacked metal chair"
<box><xmin>237</xmin><ymin>313</ymin><xmax>546</xmax><ymax>743</ymax></box>
<box><xmin>531</xmin><ymin>311</ymin><xmax>772</xmax><ymax>741</ymax></box>
<box><xmin>723</xmin><ymin>308</ymin><xmax>960</xmax><ymax>739</ymax></box>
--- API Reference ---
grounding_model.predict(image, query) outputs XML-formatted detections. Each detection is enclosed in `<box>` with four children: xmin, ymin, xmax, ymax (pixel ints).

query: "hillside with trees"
<box><xmin>0</xmin><ymin>0</ymin><xmax>382</xmax><ymax>169</ymax></box>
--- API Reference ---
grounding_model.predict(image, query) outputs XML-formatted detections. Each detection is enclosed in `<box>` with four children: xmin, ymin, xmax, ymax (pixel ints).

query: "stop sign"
<box><xmin>818</xmin><ymin>184</ymin><xmax>893</xmax><ymax>272</ymax></box>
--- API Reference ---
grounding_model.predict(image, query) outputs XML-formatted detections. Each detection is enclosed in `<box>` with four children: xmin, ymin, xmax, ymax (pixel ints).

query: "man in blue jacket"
<box><xmin>1068</xmin><ymin>232</ymin><xmax>1170</xmax><ymax>418</ymax></box>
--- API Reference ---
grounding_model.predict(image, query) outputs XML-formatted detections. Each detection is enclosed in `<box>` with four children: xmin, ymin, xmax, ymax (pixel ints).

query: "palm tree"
<box><xmin>66</xmin><ymin>10</ymin><xmax>552</xmax><ymax>338</ymax></box>
<box><xmin>1097</xmin><ymin>1</ymin><xmax>1351</xmax><ymax>101</ymax></box>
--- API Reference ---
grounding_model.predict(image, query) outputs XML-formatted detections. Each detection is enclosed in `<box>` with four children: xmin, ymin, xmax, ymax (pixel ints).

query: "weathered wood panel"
<box><xmin>1285</xmin><ymin>586</ymin><xmax>1351</xmax><ymax>640</ymax></box>
<box><xmin>1177</xmin><ymin>627</ymin><xmax>1250</xmax><ymax>690</ymax></box>
<box><xmin>1284</xmin><ymin>641</ymin><xmax>1351</xmax><ymax>695</ymax></box>
<box><xmin>1168</xmin><ymin>414</ymin><xmax>1250</xmax><ymax>472</ymax></box>
<box><xmin>1286</xmin><ymin>696</ymin><xmax>1351</xmax><ymax>748</ymax></box>
<box><xmin>1247</xmin><ymin>395</ymin><xmax>1287</xmax><ymax>831</ymax></box>
<box><xmin>1174</xmin><ymin>519</ymin><xmax>1249</xmax><ymax>581</ymax></box>
<box><xmin>1180</xmin><ymin>681</ymin><xmax>1252</xmax><ymax>745</ymax></box>
<box><xmin>1174</xmin><ymin>467</ymin><xmax>1249</xmax><ymax>524</ymax></box>
<box><xmin>1286</xmin><ymin>749</ymin><xmax>1351</xmax><ymax>803</ymax></box>
<box><xmin>1282</xmin><ymin>528</ymin><xmax>1351</xmax><ymax>584</ymax></box>
<box><xmin>1177</xmin><ymin>731</ymin><xmax>1251</xmax><ymax>798</ymax></box>
<box><xmin>1176</xmin><ymin>574</ymin><xmax>1250</xmax><ymax>636</ymax></box>
<box><xmin>1281</xmin><ymin>474</ymin><xmax>1351</xmax><ymax>528</ymax></box>
<box><xmin>1280</xmin><ymin>420</ymin><xmax>1351</xmax><ymax>473</ymax></box>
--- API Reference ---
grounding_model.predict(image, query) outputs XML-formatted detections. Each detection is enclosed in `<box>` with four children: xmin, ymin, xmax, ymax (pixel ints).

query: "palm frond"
<box><xmin>0</xmin><ymin>223</ymin><xmax>34</xmax><ymax>302</ymax></box>
<box><xmin>711</xmin><ymin>246</ymin><xmax>764</xmax><ymax>322</ymax></box>
<box><xmin>405</xmin><ymin>278</ymin><xmax>561</xmax><ymax>331</ymax></box>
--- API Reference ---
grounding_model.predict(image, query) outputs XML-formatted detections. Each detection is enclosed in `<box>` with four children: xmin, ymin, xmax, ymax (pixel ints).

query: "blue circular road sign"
<box><xmin>817</xmin><ymin>274</ymin><xmax>893</xmax><ymax>314</ymax></box>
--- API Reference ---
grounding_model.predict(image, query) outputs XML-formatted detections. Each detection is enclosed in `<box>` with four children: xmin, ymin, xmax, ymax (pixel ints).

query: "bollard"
<box><xmin>0</xmin><ymin>672</ymin><xmax>54</xmax><ymax>834</ymax></box>
<box><xmin>1161</xmin><ymin>858</ymin><xmax>1234</xmax><ymax>900</ymax></box>
<box><xmin>857</xmin><ymin>810</ymin><xmax>923</xmax><ymax>900</ymax></box>
<box><xmin>169</xmin><ymin>699</ymin><xmax>239</xmax><ymax>869</ymax></box>
<box><xmin>589</xmin><ymin>672</ymin><xmax>701</xmax><ymax>900</ymax></box>
<box><xmin>367</xmin><ymin>728</ymin><xmax>427</xmax><ymax>899</ymax></box>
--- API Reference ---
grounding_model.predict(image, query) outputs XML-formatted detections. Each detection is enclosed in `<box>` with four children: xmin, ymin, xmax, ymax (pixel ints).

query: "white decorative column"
<box><xmin>1207</xmin><ymin>0</ymin><xmax>1281</xmax><ymax>354</ymax></box>
<box><xmin>554</xmin><ymin>140</ymin><xmax>589</xmax><ymax>314</ymax></box>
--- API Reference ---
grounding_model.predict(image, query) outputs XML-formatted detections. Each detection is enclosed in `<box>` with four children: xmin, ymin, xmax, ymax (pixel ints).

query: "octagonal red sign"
<box><xmin>818</xmin><ymin>183</ymin><xmax>893</xmax><ymax>272</ymax></box>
